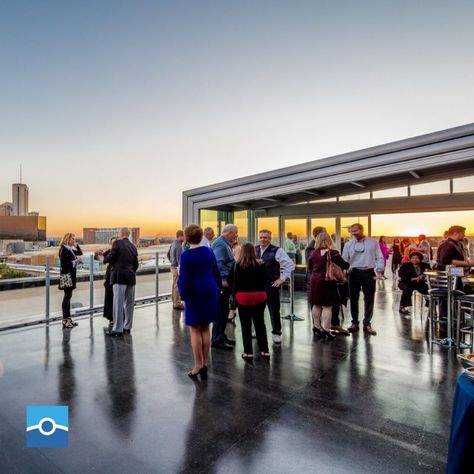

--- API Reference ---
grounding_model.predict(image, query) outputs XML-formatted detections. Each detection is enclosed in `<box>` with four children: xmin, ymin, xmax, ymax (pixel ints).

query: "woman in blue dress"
<box><xmin>178</xmin><ymin>225</ymin><xmax>221</xmax><ymax>380</ymax></box>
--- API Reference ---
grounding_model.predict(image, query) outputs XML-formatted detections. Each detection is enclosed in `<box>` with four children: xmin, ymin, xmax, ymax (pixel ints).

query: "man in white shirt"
<box><xmin>342</xmin><ymin>223</ymin><xmax>384</xmax><ymax>335</ymax></box>
<box><xmin>255</xmin><ymin>229</ymin><xmax>295</xmax><ymax>344</ymax></box>
<box><xmin>200</xmin><ymin>227</ymin><xmax>215</xmax><ymax>248</ymax></box>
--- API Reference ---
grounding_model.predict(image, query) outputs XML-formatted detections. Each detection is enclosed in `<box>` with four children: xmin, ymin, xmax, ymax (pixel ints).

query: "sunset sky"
<box><xmin>1</xmin><ymin>1</ymin><xmax>474</xmax><ymax>237</ymax></box>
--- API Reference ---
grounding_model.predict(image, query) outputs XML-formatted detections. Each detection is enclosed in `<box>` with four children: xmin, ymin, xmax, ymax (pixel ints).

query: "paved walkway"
<box><xmin>0</xmin><ymin>284</ymin><xmax>461</xmax><ymax>473</ymax></box>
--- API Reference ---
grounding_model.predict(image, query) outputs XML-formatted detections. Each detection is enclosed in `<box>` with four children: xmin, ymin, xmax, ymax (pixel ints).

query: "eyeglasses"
<box><xmin>354</xmin><ymin>240</ymin><xmax>365</xmax><ymax>253</ymax></box>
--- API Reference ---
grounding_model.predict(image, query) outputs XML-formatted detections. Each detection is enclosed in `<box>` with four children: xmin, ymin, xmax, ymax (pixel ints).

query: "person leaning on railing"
<box><xmin>58</xmin><ymin>233</ymin><xmax>83</xmax><ymax>328</ymax></box>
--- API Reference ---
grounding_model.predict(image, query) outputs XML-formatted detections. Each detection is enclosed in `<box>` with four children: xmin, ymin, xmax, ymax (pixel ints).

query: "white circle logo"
<box><xmin>37</xmin><ymin>417</ymin><xmax>57</xmax><ymax>436</ymax></box>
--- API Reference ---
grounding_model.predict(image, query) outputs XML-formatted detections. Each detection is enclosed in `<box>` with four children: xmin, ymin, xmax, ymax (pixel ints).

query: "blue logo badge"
<box><xmin>26</xmin><ymin>406</ymin><xmax>68</xmax><ymax>448</ymax></box>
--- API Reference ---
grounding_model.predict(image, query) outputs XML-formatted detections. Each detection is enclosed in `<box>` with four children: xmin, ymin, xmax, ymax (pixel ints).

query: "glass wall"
<box><xmin>200</xmin><ymin>209</ymin><xmax>229</xmax><ymax>235</ymax></box>
<box><xmin>339</xmin><ymin>192</ymin><xmax>371</xmax><ymax>201</ymax></box>
<box><xmin>340</xmin><ymin>216</ymin><xmax>369</xmax><ymax>238</ymax></box>
<box><xmin>257</xmin><ymin>217</ymin><xmax>279</xmax><ymax>245</ymax></box>
<box><xmin>410</xmin><ymin>180</ymin><xmax>450</xmax><ymax>196</ymax></box>
<box><xmin>372</xmin><ymin>187</ymin><xmax>408</xmax><ymax>199</ymax></box>
<box><xmin>284</xmin><ymin>218</ymin><xmax>307</xmax><ymax>264</ymax></box>
<box><xmin>233</xmin><ymin>210</ymin><xmax>249</xmax><ymax>243</ymax></box>
<box><xmin>310</xmin><ymin>217</ymin><xmax>336</xmax><ymax>237</ymax></box>
<box><xmin>453</xmin><ymin>175</ymin><xmax>474</xmax><ymax>193</ymax></box>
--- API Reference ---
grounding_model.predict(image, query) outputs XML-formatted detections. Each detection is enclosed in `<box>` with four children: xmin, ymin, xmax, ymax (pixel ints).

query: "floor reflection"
<box><xmin>103</xmin><ymin>334</ymin><xmax>137</xmax><ymax>437</ymax></box>
<box><xmin>58</xmin><ymin>329</ymin><xmax>76</xmax><ymax>415</ymax></box>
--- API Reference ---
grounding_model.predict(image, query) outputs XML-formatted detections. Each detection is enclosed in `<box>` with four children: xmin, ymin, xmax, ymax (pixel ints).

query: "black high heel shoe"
<box><xmin>187</xmin><ymin>370</ymin><xmax>200</xmax><ymax>380</ymax></box>
<box><xmin>198</xmin><ymin>366</ymin><xmax>208</xmax><ymax>380</ymax></box>
<box><xmin>322</xmin><ymin>330</ymin><xmax>336</xmax><ymax>341</ymax></box>
<box><xmin>312</xmin><ymin>327</ymin><xmax>323</xmax><ymax>337</ymax></box>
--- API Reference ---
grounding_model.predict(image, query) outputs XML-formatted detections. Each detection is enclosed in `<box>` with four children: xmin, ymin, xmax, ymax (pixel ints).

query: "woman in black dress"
<box><xmin>391</xmin><ymin>238</ymin><xmax>402</xmax><ymax>275</ymax></box>
<box><xmin>59</xmin><ymin>233</ymin><xmax>83</xmax><ymax>328</ymax></box>
<box><xmin>307</xmin><ymin>232</ymin><xmax>349</xmax><ymax>340</ymax></box>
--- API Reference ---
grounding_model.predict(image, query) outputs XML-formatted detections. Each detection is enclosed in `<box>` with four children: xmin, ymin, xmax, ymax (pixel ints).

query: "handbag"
<box><xmin>59</xmin><ymin>273</ymin><xmax>73</xmax><ymax>289</ymax></box>
<box><xmin>325</xmin><ymin>250</ymin><xmax>347</xmax><ymax>283</ymax></box>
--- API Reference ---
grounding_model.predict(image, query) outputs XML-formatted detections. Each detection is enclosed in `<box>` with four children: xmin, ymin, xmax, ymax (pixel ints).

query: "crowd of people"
<box><xmin>57</xmin><ymin>223</ymin><xmax>473</xmax><ymax>381</ymax></box>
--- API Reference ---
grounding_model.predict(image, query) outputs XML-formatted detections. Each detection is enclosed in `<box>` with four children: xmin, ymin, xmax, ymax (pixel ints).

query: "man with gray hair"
<box><xmin>200</xmin><ymin>227</ymin><xmax>215</xmax><ymax>248</ymax></box>
<box><xmin>211</xmin><ymin>224</ymin><xmax>238</xmax><ymax>350</ymax></box>
<box><xmin>105</xmin><ymin>227</ymin><xmax>139</xmax><ymax>337</ymax></box>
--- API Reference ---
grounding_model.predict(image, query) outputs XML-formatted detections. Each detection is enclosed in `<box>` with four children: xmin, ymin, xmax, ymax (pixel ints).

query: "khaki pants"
<box><xmin>171</xmin><ymin>267</ymin><xmax>182</xmax><ymax>307</ymax></box>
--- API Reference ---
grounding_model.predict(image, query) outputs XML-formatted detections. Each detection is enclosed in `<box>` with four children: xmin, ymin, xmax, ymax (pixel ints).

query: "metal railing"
<box><xmin>0</xmin><ymin>252</ymin><xmax>171</xmax><ymax>331</ymax></box>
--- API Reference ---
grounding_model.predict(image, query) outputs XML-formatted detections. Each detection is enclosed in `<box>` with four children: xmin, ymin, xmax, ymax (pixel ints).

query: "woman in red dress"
<box><xmin>307</xmin><ymin>232</ymin><xmax>349</xmax><ymax>340</ymax></box>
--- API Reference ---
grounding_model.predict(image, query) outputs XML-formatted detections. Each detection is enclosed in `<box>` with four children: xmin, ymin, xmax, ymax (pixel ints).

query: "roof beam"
<box><xmin>303</xmin><ymin>191</ymin><xmax>320</xmax><ymax>197</ymax></box>
<box><xmin>409</xmin><ymin>170</ymin><xmax>421</xmax><ymax>179</ymax></box>
<box><xmin>350</xmin><ymin>181</ymin><xmax>366</xmax><ymax>188</ymax></box>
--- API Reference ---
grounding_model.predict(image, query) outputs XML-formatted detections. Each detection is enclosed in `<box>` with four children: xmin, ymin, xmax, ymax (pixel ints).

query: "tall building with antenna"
<box><xmin>12</xmin><ymin>183</ymin><xmax>29</xmax><ymax>216</ymax></box>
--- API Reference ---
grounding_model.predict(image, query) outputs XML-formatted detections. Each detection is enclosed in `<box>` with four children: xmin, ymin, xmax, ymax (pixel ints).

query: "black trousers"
<box><xmin>265</xmin><ymin>285</ymin><xmax>282</xmax><ymax>335</ymax></box>
<box><xmin>238</xmin><ymin>302</ymin><xmax>269</xmax><ymax>354</ymax></box>
<box><xmin>398</xmin><ymin>281</ymin><xmax>428</xmax><ymax>308</ymax></box>
<box><xmin>103</xmin><ymin>282</ymin><xmax>114</xmax><ymax>321</ymax></box>
<box><xmin>62</xmin><ymin>288</ymin><xmax>73</xmax><ymax>319</ymax></box>
<box><xmin>213</xmin><ymin>287</ymin><xmax>231</xmax><ymax>344</ymax></box>
<box><xmin>348</xmin><ymin>269</ymin><xmax>376</xmax><ymax>326</ymax></box>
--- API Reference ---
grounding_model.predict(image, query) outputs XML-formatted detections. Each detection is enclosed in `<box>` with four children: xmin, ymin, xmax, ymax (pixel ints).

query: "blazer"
<box><xmin>398</xmin><ymin>262</ymin><xmax>431</xmax><ymax>284</ymax></box>
<box><xmin>59</xmin><ymin>244</ymin><xmax>83</xmax><ymax>288</ymax></box>
<box><xmin>107</xmin><ymin>238</ymin><xmax>139</xmax><ymax>286</ymax></box>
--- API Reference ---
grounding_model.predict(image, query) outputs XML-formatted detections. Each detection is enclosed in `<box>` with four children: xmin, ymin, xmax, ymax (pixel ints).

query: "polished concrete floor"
<box><xmin>0</xmin><ymin>281</ymin><xmax>463</xmax><ymax>473</ymax></box>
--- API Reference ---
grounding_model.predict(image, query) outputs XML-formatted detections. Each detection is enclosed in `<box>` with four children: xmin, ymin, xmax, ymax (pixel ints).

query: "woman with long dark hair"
<box><xmin>58</xmin><ymin>233</ymin><xmax>83</xmax><ymax>328</ymax></box>
<box><xmin>227</xmin><ymin>243</ymin><xmax>269</xmax><ymax>361</ymax></box>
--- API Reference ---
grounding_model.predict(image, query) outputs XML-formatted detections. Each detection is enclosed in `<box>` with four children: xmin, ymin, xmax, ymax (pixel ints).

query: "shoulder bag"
<box><xmin>325</xmin><ymin>250</ymin><xmax>347</xmax><ymax>283</ymax></box>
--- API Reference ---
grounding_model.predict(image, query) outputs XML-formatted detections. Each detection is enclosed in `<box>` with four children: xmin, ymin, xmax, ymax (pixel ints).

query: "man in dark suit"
<box><xmin>105</xmin><ymin>228</ymin><xmax>139</xmax><ymax>336</ymax></box>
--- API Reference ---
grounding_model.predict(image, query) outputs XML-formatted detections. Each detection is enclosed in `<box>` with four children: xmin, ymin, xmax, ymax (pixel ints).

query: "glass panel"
<box><xmin>371</xmin><ymin>210</ymin><xmax>474</xmax><ymax>237</ymax></box>
<box><xmin>372</xmin><ymin>187</ymin><xmax>408</xmax><ymax>199</ymax></box>
<box><xmin>453</xmin><ymin>175</ymin><xmax>474</xmax><ymax>193</ymax></box>
<box><xmin>284</xmin><ymin>219</ymin><xmax>307</xmax><ymax>264</ymax></box>
<box><xmin>309</xmin><ymin>197</ymin><xmax>337</xmax><ymax>203</ymax></box>
<box><xmin>233</xmin><ymin>210</ymin><xmax>249</xmax><ymax>243</ymax></box>
<box><xmin>310</xmin><ymin>218</ymin><xmax>336</xmax><ymax>237</ymax></box>
<box><xmin>199</xmin><ymin>209</ymin><xmax>228</xmax><ymax>235</ymax></box>
<box><xmin>257</xmin><ymin>217</ymin><xmax>279</xmax><ymax>246</ymax></box>
<box><xmin>340</xmin><ymin>216</ymin><xmax>369</xmax><ymax>238</ymax></box>
<box><xmin>339</xmin><ymin>192</ymin><xmax>371</xmax><ymax>201</ymax></box>
<box><xmin>410</xmin><ymin>180</ymin><xmax>450</xmax><ymax>196</ymax></box>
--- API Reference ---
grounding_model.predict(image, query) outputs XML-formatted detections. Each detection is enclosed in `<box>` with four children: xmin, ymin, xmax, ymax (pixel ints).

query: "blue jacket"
<box><xmin>212</xmin><ymin>235</ymin><xmax>234</xmax><ymax>280</ymax></box>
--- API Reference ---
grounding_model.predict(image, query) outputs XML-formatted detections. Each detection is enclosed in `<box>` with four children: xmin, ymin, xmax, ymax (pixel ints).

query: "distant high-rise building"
<box><xmin>83</xmin><ymin>227</ymin><xmax>141</xmax><ymax>245</ymax></box>
<box><xmin>0</xmin><ymin>202</ymin><xmax>13</xmax><ymax>216</ymax></box>
<box><xmin>12</xmin><ymin>183</ymin><xmax>29</xmax><ymax>216</ymax></box>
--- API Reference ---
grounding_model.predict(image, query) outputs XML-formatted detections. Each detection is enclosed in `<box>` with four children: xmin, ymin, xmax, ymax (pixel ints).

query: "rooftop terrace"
<box><xmin>0</xmin><ymin>283</ymin><xmax>460</xmax><ymax>473</ymax></box>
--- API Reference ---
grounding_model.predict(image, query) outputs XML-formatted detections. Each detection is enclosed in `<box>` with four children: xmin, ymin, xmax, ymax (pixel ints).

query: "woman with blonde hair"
<box><xmin>307</xmin><ymin>232</ymin><xmax>349</xmax><ymax>340</ymax></box>
<box><xmin>58</xmin><ymin>233</ymin><xmax>83</xmax><ymax>328</ymax></box>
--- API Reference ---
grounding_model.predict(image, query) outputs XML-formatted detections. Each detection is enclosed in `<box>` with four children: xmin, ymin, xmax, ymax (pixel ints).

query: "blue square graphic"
<box><xmin>26</xmin><ymin>406</ymin><xmax>69</xmax><ymax>448</ymax></box>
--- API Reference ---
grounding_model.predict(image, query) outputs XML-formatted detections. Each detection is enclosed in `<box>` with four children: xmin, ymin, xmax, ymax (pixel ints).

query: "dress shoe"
<box><xmin>331</xmin><ymin>325</ymin><xmax>350</xmax><ymax>335</ymax></box>
<box><xmin>347</xmin><ymin>324</ymin><xmax>360</xmax><ymax>333</ymax></box>
<box><xmin>364</xmin><ymin>325</ymin><xmax>377</xmax><ymax>335</ymax></box>
<box><xmin>224</xmin><ymin>337</ymin><xmax>236</xmax><ymax>346</ymax></box>
<box><xmin>124</xmin><ymin>329</ymin><xmax>131</xmax><ymax>334</ymax></box>
<box><xmin>211</xmin><ymin>342</ymin><xmax>234</xmax><ymax>351</ymax></box>
<box><xmin>104</xmin><ymin>330</ymin><xmax>123</xmax><ymax>337</ymax></box>
<box><xmin>272</xmin><ymin>334</ymin><xmax>282</xmax><ymax>344</ymax></box>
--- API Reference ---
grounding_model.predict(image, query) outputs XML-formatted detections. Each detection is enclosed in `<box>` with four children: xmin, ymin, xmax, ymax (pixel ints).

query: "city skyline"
<box><xmin>1</xmin><ymin>1</ymin><xmax>474</xmax><ymax>236</ymax></box>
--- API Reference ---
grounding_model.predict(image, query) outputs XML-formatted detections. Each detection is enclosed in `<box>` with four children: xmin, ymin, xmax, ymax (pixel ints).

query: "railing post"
<box><xmin>282</xmin><ymin>271</ymin><xmax>304</xmax><ymax>321</ymax></box>
<box><xmin>155</xmin><ymin>252</ymin><xmax>160</xmax><ymax>300</ymax></box>
<box><xmin>45</xmin><ymin>258</ymin><xmax>50</xmax><ymax>320</ymax></box>
<box><xmin>89</xmin><ymin>254</ymin><xmax>94</xmax><ymax>310</ymax></box>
